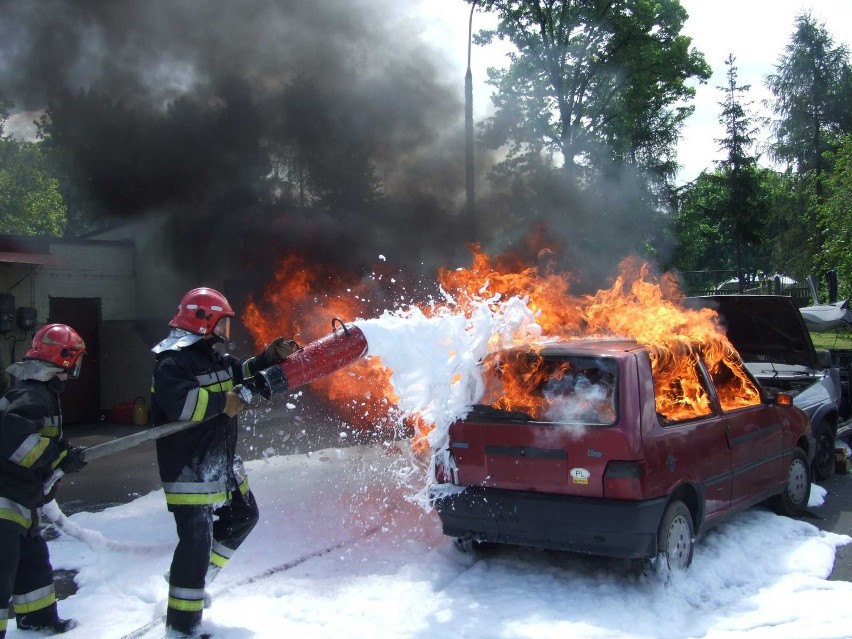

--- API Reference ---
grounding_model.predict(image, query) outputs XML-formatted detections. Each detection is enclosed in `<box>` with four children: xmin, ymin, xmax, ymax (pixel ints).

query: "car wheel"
<box><xmin>655</xmin><ymin>500</ymin><xmax>694</xmax><ymax>573</ymax></box>
<box><xmin>769</xmin><ymin>447</ymin><xmax>811</xmax><ymax>518</ymax></box>
<box><xmin>812</xmin><ymin>420</ymin><xmax>836</xmax><ymax>482</ymax></box>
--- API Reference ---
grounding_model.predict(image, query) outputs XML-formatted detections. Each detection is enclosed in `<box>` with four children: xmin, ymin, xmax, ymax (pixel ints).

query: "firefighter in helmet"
<box><xmin>151</xmin><ymin>287</ymin><xmax>296</xmax><ymax>637</ymax></box>
<box><xmin>0</xmin><ymin>324</ymin><xmax>88</xmax><ymax>636</ymax></box>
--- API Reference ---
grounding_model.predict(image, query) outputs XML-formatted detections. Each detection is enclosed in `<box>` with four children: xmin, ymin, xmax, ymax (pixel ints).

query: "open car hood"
<box><xmin>686</xmin><ymin>295</ymin><xmax>818</xmax><ymax>368</ymax></box>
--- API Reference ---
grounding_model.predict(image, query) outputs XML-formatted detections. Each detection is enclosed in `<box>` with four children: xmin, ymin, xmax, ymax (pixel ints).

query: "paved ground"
<box><xmin>45</xmin><ymin>416</ymin><xmax>852</xmax><ymax>601</ymax></box>
<box><xmin>56</xmin><ymin>400</ymin><xmax>390</xmax><ymax>514</ymax></box>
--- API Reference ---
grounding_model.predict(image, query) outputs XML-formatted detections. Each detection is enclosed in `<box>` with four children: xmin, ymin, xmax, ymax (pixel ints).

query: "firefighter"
<box><xmin>0</xmin><ymin>324</ymin><xmax>88</xmax><ymax>637</ymax></box>
<box><xmin>151</xmin><ymin>287</ymin><xmax>295</xmax><ymax>638</ymax></box>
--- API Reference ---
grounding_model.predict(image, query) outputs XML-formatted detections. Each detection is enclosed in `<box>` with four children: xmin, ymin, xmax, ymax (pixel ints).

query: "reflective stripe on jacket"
<box><xmin>151</xmin><ymin>339</ymin><xmax>267</xmax><ymax>509</ymax></box>
<box><xmin>0</xmin><ymin>376</ymin><xmax>66</xmax><ymax>523</ymax></box>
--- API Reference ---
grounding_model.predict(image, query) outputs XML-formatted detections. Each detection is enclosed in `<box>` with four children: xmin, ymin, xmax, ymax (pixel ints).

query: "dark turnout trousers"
<box><xmin>0</xmin><ymin>519</ymin><xmax>60</xmax><ymax>638</ymax></box>
<box><xmin>166</xmin><ymin>491</ymin><xmax>259</xmax><ymax>635</ymax></box>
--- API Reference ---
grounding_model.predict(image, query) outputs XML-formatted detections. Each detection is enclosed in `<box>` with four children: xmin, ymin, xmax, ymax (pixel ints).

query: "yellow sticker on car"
<box><xmin>570</xmin><ymin>467</ymin><xmax>590</xmax><ymax>484</ymax></box>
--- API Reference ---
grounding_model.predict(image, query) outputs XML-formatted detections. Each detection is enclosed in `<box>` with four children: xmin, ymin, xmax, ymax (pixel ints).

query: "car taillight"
<box><xmin>603</xmin><ymin>461</ymin><xmax>643</xmax><ymax>499</ymax></box>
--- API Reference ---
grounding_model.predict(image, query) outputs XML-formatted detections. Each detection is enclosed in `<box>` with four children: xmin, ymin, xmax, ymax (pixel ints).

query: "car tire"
<box><xmin>655</xmin><ymin>499</ymin><xmax>694</xmax><ymax>573</ymax></box>
<box><xmin>769</xmin><ymin>447</ymin><xmax>811</xmax><ymax>518</ymax></box>
<box><xmin>812</xmin><ymin>420</ymin><xmax>836</xmax><ymax>482</ymax></box>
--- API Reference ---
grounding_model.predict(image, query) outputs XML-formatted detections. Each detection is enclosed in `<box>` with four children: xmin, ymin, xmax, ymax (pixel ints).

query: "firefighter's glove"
<box><xmin>224</xmin><ymin>389</ymin><xmax>248</xmax><ymax>418</ymax></box>
<box><xmin>59</xmin><ymin>447</ymin><xmax>87</xmax><ymax>474</ymax></box>
<box><xmin>264</xmin><ymin>337</ymin><xmax>299</xmax><ymax>364</ymax></box>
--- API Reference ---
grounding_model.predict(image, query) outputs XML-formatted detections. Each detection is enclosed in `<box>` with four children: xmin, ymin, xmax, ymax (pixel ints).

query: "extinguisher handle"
<box><xmin>331</xmin><ymin>317</ymin><xmax>350</xmax><ymax>336</ymax></box>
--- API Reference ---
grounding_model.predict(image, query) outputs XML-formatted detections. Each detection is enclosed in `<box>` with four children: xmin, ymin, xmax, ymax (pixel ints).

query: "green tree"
<box><xmin>0</xmin><ymin>108</ymin><xmax>67</xmax><ymax>236</ymax></box>
<box><xmin>817</xmin><ymin>135</ymin><xmax>852</xmax><ymax>298</ymax></box>
<box><xmin>714</xmin><ymin>54</ymin><xmax>767</xmax><ymax>293</ymax></box>
<box><xmin>472</xmin><ymin>0</ymin><xmax>710</xmax><ymax>193</ymax></box>
<box><xmin>764</xmin><ymin>13</ymin><xmax>851</xmax><ymax>277</ymax></box>
<box><xmin>766</xmin><ymin>13</ymin><xmax>852</xmax><ymax>183</ymax></box>
<box><xmin>0</xmin><ymin>99</ymin><xmax>10</xmax><ymax>137</ymax></box>
<box><xmin>762</xmin><ymin>168</ymin><xmax>814</xmax><ymax>279</ymax></box>
<box><xmin>670</xmin><ymin>171</ymin><xmax>732</xmax><ymax>289</ymax></box>
<box><xmin>671</xmin><ymin>164</ymin><xmax>774</xmax><ymax>293</ymax></box>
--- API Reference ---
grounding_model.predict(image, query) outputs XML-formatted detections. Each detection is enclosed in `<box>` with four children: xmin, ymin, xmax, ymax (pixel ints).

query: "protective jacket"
<box><xmin>0</xmin><ymin>363</ymin><xmax>70</xmax><ymax>531</ymax></box>
<box><xmin>151</xmin><ymin>339</ymin><xmax>271</xmax><ymax>510</ymax></box>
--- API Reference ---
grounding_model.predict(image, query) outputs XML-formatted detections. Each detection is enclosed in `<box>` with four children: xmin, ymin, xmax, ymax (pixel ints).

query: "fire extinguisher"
<box><xmin>239</xmin><ymin>318</ymin><xmax>369</xmax><ymax>402</ymax></box>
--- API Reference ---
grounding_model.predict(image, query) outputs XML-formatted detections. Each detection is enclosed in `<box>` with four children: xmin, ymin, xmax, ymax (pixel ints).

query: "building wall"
<box><xmin>100</xmin><ymin>320</ymin><xmax>156</xmax><ymax>422</ymax></box>
<box><xmin>36</xmin><ymin>240</ymin><xmax>137</xmax><ymax>321</ymax></box>
<box><xmin>0</xmin><ymin>237</ymin><xmax>143</xmax><ymax>413</ymax></box>
<box><xmin>90</xmin><ymin>216</ymin><xmax>206</xmax><ymax>321</ymax></box>
<box><xmin>0</xmin><ymin>227</ymin><xmax>244</xmax><ymax>418</ymax></box>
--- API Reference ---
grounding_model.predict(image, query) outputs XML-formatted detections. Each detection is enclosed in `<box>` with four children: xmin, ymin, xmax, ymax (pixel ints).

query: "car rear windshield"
<box><xmin>479</xmin><ymin>350</ymin><xmax>619</xmax><ymax>426</ymax></box>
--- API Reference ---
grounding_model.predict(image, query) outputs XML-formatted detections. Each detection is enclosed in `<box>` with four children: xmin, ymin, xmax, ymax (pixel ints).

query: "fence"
<box><xmin>687</xmin><ymin>284</ymin><xmax>814</xmax><ymax>308</ymax></box>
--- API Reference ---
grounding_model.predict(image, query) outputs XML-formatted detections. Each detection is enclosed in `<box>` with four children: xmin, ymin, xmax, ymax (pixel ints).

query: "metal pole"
<box><xmin>465</xmin><ymin>0</ymin><xmax>477</xmax><ymax>243</ymax></box>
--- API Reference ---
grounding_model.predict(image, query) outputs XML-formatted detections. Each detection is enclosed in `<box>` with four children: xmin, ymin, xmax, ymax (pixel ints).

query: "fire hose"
<box><xmin>44</xmin><ymin>319</ymin><xmax>369</xmax><ymax>493</ymax></box>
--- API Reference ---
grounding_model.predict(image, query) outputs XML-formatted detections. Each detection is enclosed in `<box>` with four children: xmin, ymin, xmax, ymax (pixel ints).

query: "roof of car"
<box><xmin>536</xmin><ymin>338</ymin><xmax>644</xmax><ymax>357</ymax></box>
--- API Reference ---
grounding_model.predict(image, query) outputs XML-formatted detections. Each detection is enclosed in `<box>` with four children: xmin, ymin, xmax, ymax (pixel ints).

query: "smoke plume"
<box><xmin>1</xmin><ymin>0</ymin><xmax>661</xmax><ymax>298</ymax></box>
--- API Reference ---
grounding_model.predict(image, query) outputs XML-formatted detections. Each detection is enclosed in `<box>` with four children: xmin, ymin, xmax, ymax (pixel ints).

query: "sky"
<box><xmin>25</xmin><ymin>295</ymin><xmax>852</xmax><ymax>639</ymax></box>
<box><xmin>425</xmin><ymin>0</ymin><xmax>852</xmax><ymax>185</ymax></box>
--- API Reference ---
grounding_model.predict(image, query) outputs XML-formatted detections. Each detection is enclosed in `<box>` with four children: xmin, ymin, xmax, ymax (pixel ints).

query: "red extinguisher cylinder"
<box><xmin>281</xmin><ymin>323</ymin><xmax>369</xmax><ymax>390</ymax></box>
<box><xmin>250</xmin><ymin>320</ymin><xmax>369</xmax><ymax>399</ymax></box>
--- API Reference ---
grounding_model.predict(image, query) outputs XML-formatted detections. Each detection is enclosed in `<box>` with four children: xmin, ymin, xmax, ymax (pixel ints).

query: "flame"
<box><xmin>439</xmin><ymin>252</ymin><xmax>759</xmax><ymax>422</ymax></box>
<box><xmin>243</xmin><ymin>246</ymin><xmax>760</xmax><ymax>448</ymax></box>
<box><xmin>438</xmin><ymin>246</ymin><xmax>583</xmax><ymax>335</ymax></box>
<box><xmin>243</xmin><ymin>253</ymin><xmax>400</xmax><ymax>432</ymax></box>
<box><xmin>479</xmin><ymin>350</ymin><xmax>618</xmax><ymax>424</ymax></box>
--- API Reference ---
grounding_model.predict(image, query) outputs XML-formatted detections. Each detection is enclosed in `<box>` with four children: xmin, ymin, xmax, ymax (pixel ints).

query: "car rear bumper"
<box><xmin>431</xmin><ymin>486</ymin><xmax>669</xmax><ymax>560</ymax></box>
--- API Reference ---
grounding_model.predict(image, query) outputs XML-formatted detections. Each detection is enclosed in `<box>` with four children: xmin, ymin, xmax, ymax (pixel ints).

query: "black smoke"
<box><xmin>0</xmin><ymin>0</ymin><xmax>663</xmax><ymax>298</ymax></box>
<box><xmin>0</xmin><ymin>0</ymin><xmax>480</xmax><ymax>290</ymax></box>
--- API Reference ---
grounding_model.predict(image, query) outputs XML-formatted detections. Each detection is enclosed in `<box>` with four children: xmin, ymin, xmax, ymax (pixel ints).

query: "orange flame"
<box><xmin>242</xmin><ymin>254</ymin><xmax>400</xmax><ymax>433</ymax></box>
<box><xmin>242</xmin><ymin>246</ymin><xmax>760</xmax><ymax>447</ymax></box>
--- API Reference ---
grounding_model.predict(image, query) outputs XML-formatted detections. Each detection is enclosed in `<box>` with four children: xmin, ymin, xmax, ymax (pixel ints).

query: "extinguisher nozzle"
<box><xmin>253</xmin><ymin>364</ymin><xmax>289</xmax><ymax>400</ymax></box>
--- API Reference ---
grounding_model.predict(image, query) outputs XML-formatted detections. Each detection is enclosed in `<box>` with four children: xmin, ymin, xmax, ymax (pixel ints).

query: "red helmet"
<box><xmin>169</xmin><ymin>287</ymin><xmax>235</xmax><ymax>338</ymax></box>
<box><xmin>25</xmin><ymin>324</ymin><xmax>87</xmax><ymax>378</ymax></box>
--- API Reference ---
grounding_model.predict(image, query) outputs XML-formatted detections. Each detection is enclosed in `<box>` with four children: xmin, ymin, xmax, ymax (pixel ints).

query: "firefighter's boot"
<box><xmin>16</xmin><ymin>615</ymin><xmax>78</xmax><ymax>634</ymax></box>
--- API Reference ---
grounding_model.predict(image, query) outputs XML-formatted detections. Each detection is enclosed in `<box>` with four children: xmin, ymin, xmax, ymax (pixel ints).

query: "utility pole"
<box><xmin>465</xmin><ymin>0</ymin><xmax>477</xmax><ymax>243</ymax></box>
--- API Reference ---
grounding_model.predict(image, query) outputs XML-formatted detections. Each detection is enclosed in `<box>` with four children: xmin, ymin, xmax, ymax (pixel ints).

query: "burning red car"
<box><xmin>430</xmin><ymin>338</ymin><xmax>814</xmax><ymax>571</ymax></box>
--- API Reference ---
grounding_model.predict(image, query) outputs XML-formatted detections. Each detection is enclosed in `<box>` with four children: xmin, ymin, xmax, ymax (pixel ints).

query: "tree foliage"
<box><xmin>670</xmin><ymin>166</ymin><xmax>774</xmax><ymax>290</ymax></box>
<box><xmin>0</xmin><ymin>106</ymin><xmax>67</xmax><ymax>237</ymax></box>
<box><xmin>0</xmin><ymin>98</ymin><xmax>10</xmax><ymax>138</ymax></box>
<box><xmin>473</xmin><ymin>0</ymin><xmax>710</xmax><ymax>192</ymax></box>
<box><xmin>817</xmin><ymin>135</ymin><xmax>852</xmax><ymax>298</ymax></box>
<box><xmin>766</xmin><ymin>12</ymin><xmax>852</xmax><ymax>181</ymax></box>
<box><xmin>763</xmin><ymin>12</ymin><xmax>851</xmax><ymax>278</ymax></box>
<box><xmin>713</xmin><ymin>55</ymin><xmax>767</xmax><ymax>292</ymax></box>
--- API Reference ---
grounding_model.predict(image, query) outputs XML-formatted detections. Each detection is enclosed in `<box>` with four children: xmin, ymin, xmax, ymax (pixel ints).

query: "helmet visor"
<box><xmin>213</xmin><ymin>316</ymin><xmax>231</xmax><ymax>340</ymax></box>
<box><xmin>67</xmin><ymin>353</ymin><xmax>84</xmax><ymax>379</ymax></box>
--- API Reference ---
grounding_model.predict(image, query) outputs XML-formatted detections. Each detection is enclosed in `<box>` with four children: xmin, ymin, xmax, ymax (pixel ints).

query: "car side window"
<box><xmin>650</xmin><ymin>348</ymin><xmax>714</xmax><ymax>424</ymax></box>
<box><xmin>704</xmin><ymin>354</ymin><xmax>762</xmax><ymax>412</ymax></box>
